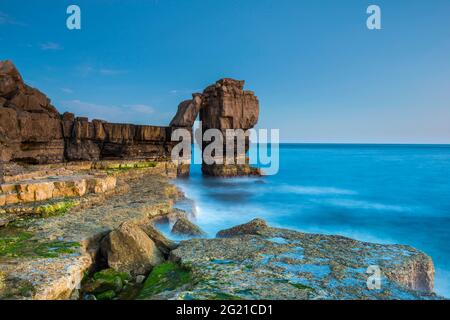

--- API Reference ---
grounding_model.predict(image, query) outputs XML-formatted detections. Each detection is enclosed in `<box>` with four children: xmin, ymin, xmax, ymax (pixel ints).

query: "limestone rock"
<box><xmin>101</xmin><ymin>222</ymin><xmax>165</xmax><ymax>275</ymax></box>
<box><xmin>216</xmin><ymin>218</ymin><xmax>268</xmax><ymax>238</ymax></box>
<box><xmin>0</xmin><ymin>60</ymin><xmax>175</xmax><ymax>164</ymax></box>
<box><xmin>1</xmin><ymin>59</ymin><xmax>261</xmax><ymax>177</ymax></box>
<box><xmin>0</xmin><ymin>60</ymin><xmax>64</xmax><ymax>163</ymax></box>
<box><xmin>140</xmin><ymin>223</ymin><xmax>178</xmax><ymax>255</ymax></box>
<box><xmin>170</xmin><ymin>94</ymin><xmax>202</xmax><ymax>128</ymax></box>
<box><xmin>171</xmin><ymin>217</ymin><xmax>206</xmax><ymax>237</ymax></box>
<box><xmin>200</xmin><ymin>78</ymin><xmax>260</xmax><ymax>176</ymax></box>
<box><xmin>167</xmin><ymin>221</ymin><xmax>438</xmax><ymax>300</ymax></box>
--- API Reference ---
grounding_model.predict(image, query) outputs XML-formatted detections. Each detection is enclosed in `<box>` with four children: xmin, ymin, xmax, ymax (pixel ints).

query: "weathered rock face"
<box><xmin>199</xmin><ymin>79</ymin><xmax>260</xmax><ymax>176</ymax></box>
<box><xmin>169</xmin><ymin>94</ymin><xmax>202</xmax><ymax>130</ymax></box>
<box><xmin>216</xmin><ymin>218</ymin><xmax>268</xmax><ymax>238</ymax></box>
<box><xmin>1</xmin><ymin>60</ymin><xmax>261</xmax><ymax>177</ymax></box>
<box><xmin>64</xmin><ymin>114</ymin><xmax>172</xmax><ymax>161</ymax></box>
<box><xmin>162</xmin><ymin>220</ymin><xmax>438</xmax><ymax>300</ymax></box>
<box><xmin>0</xmin><ymin>60</ymin><xmax>175</xmax><ymax>164</ymax></box>
<box><xmin>0</xmin><ymin>60</ymin><xmax>64</xmax><ymax>163</ymax></box>
<box><xmin>171</xmin><ymin>217</ymin><xmax>206</xmax><ymax>237</ymax></box>
<box><xmin>100</xmin><ymin>221</ymin><xmax>165</xmax><ymax>276</ymax></box>
<box><xmin>140</xmin><ymin>223</ymin><xmax>178</xmax><ymax>256</ymax></box>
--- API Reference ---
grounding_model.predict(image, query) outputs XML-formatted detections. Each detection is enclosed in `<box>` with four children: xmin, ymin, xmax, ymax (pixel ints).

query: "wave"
<box><xmin>320</xmin><ymin>198</ymin><xmax>409</xmax><ymax>212</ymax></box>
<box><xmin>280</xmin><ymin>185</ymin><xmax>357</xmax><ymax>196</ymax></box>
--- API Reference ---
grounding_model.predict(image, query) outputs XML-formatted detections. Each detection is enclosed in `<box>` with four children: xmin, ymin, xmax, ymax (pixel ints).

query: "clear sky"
<box><xmin>1</xmin><ymin>0</ymin><xmax>449</xmax><ymax>143</ymax></box>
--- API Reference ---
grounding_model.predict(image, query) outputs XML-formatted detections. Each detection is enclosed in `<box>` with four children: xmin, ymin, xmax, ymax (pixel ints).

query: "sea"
<box><xmin>171</xmin><ymin>144</ymin><xmax>450</xmax><ymax>297</ymax></box>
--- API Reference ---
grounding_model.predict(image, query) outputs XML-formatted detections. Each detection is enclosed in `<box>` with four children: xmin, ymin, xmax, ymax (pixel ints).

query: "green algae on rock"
<box><xmin>34</xmin><ymin>199</ymin><xmax>77</xmax><ymax>217</ymax></box>
<box><xmin>81</xmin><ymin>268</ymin><xmax>132</xmax><ymax>300</ymax></box>
<box><xmin>0</xmin><ymin>162</ymin><xmax>181</xmax><ymax>300</ymax></box>
<box><xmin>137</xmin><ymin>262</ymin><xmax>192</xmax><ymax>299</ymax></box>
<box><xmin>103</xmin><ymin>161</ymin><xmax>158</xmax><ymax>176</ymax></box>
<box><xmin>0</xmin><ymin>226</ymin><xmax>80</xmax><ymax>259</ymax></box>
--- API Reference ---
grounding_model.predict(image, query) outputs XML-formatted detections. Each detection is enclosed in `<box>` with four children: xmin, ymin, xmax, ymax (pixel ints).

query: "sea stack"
<box><xmin>199</xmin><ymin>79</ymin><xmax>260</xmax><ymax>177</ymax></box>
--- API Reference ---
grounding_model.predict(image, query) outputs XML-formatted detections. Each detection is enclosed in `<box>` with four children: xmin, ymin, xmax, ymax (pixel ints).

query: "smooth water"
<box><xmin>174</xmin><ymin>144</ymin><xmax>450</xmax><ymax>297</ymax></box>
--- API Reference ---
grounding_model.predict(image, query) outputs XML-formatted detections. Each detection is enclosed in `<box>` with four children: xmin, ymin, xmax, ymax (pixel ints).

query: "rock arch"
<box><xmin>1</xmin><ymin>60</ymin><xmax>259</xmax><ymax>176</ymax></box>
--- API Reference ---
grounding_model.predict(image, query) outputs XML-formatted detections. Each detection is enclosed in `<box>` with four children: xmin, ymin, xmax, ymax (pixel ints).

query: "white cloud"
<box><xmin>61</xmin><ymin>88</ymin><xmax>74</xmax><ymax>94</ymax></box>
<box><xmin>169</xmin><ymin>88</ymin><xmax>201</xmax><ymax>95</ymax></box>
<box><xmin>124</xmin><ymin>104</ymin><xmax>154</xmax><ymax>115</ymax></box>
<box><xmin>99</xmin><ymin>68</ymin><xmax>128</xmax><ymax>76</ymax></box>
<box><xmin>40</xmin><ymin>42</ymin><xmax>63</xmax><ymax>51</ymax></box>
<box><xmin>0</xmin><ymin>11</ymin><xmax>25</xmax><ymax>26</ymax></box>
<box><xmin>75</xmin><ymin>65</ymin><xmax>129</xmax><ymax>77</ymax></box>
<box><xmin>61</xmin><ymin>100</ymin><xmax>156</xmax><ymax>124</ymax></box>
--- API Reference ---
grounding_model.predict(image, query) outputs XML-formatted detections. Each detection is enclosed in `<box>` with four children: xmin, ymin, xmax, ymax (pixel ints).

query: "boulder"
<box><xmin>140</xmin><ymin>223</ymin><xmax>178</xmax><ymax>255</ymax></box>
<box><xmin>216</xmin><ymin>218</ymin><xmax>268</xmax><ymax>238</ymax></box>
<box><xmin>171</xmin><ymin>217</ymin><xmax>206</xmax><ymax>237</ymax></box>
<box><xmin>100</xmin><ymin>222</ymin><xmax>165</xmax><ymax>275</ymax></box>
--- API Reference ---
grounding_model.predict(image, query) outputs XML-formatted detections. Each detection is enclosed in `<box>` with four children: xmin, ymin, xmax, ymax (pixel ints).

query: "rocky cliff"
<box><xmin>0</xmin><ymin>61</ymin><xmax>65</xmax><ymax>163</ymax></box>
<box><xmin>1</xmin><ymin>60</ymin><xmax>260</xmax><ymax>176</ymax></box>
<box><xmin>0</xmin><ymin>60</ymin><xmax>175</xmax><ymax>164</ymax></box>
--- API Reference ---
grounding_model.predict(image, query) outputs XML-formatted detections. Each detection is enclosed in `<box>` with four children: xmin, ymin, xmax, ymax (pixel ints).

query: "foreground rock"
<box><xmin>146</xmin><ymin>220</ymin><xmax>438</xmax><ymax>300</ymax></box>
<box><xmin>171</xmin><ymin>217</ymin><xmax>206</xmax><ymax>237</ymax></box>
<box><xmin>140</xmin><ymin>223</ymin><xmax>177</xmax><ymax>256</ymax></box>
<box><xmin>0</xmin><ymin>164</ymin><xmax>180</xmax><ymax>299</ymax></box>
<box><xmin>101</xmin><ymin>221</ymin><xmax>165</xmax><ymax>276</ymax></box>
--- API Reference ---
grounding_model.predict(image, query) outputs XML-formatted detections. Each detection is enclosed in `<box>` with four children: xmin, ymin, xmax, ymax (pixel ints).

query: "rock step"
<box><xmin>0</xmin><ymin>174</ymin><xmax>116</xmax><ymax>206</ymax></box>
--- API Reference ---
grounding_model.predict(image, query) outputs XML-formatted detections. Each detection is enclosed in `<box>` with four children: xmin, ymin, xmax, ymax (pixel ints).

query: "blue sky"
<box><xmin>1</xmin><ymin>0</ymin><xmax>449</xmax><ymax>143</ymax></box>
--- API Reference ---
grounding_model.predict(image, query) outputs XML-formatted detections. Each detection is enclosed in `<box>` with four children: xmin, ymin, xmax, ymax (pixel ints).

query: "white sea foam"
<box><xmin>280</xmin><ymin>185</ymin><xmax>357</xmax><ymax>196</ymax></box>
<box><xmin>322</xmin><ymin>198</ymin><xmax>408</xmax><ymax>212</ymax></box>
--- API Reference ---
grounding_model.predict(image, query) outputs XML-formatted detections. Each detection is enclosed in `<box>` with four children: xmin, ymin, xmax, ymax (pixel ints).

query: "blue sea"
<box><xmin>173</xmin><ymin>144</ymin><xmax>450</xmax><ymax>298</ymax></box>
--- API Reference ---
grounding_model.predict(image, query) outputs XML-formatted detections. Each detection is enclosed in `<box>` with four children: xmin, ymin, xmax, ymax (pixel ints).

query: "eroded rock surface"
<box><xmin>160</xmin><ymin>220</ymin><xmax>438</xmax><ymax>300</ymax></box>
<box><xmin>170</xmin><ymin>94</ymin><xmax>202</xmax><ymax>130</ymax></box>
<box><xmin>100</xmin><ymin>221</ymin><xmax>165</xmax><ymax>276</ymax></box>
<box><xmin>0</xmin><ymin>60</ymin><xmax>174</xmax><ymax>164</ymax></box>
<box><xmin>171</xmin><ymin>217</ymin><xmax>206</xmax><ymax>237</ymax></box>
<box><xmin>1</xmin><ymin>60</ymin><xmax>261</xmax><ymax>178</ymax></box>
<box><xmin>200</xmin><ymin>79</ymin><xmax>260</xmax><ymax>176</ymax></box>
<box><xmin>140</xmin><ymin>223</ymin><xmax>177</xmax><ymax>256</ymax></box>
<box><xmin>0</xmin><ymin>60</ymin><xmax>64</xmax><ymax>163</ymax></box>
<box><xmin>0</xmin><ymin>164</ymin><xmax>180</xmax><ymax>300</ymax></box>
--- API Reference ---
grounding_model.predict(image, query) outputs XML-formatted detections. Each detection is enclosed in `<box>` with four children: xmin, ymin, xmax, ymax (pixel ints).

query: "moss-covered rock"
<box><xmin>34</xmin><ymin>199</ymin><xmax>77</xmax><ymax>217</ymax></box>
<box><xmin>82</xmin><ymin>268</ymin><xmax>131</xmax><ymax>295</ymax></box>
<box><xmin>104</xmin><ymin>161</ymin><xmax>157</xmax><ymax>175</ymax></box>
<box><xmin>0</xmin><ymin>271</ymin><xmax>5</xmax><ymax>291</ymax></box>
<box><xmin>95</xmin><ymin>289</ymin><xmax>116</xmax><ymax>300</ymax></box>
<box><xmin>137</xmin><ymin>262</ymin><xmax>192</xmax><ymax>299</ymax></box>
<box><xmin>0</xmin><ymin>226</ymin><xmax>80</xmax><ymax>259</ymax></box>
